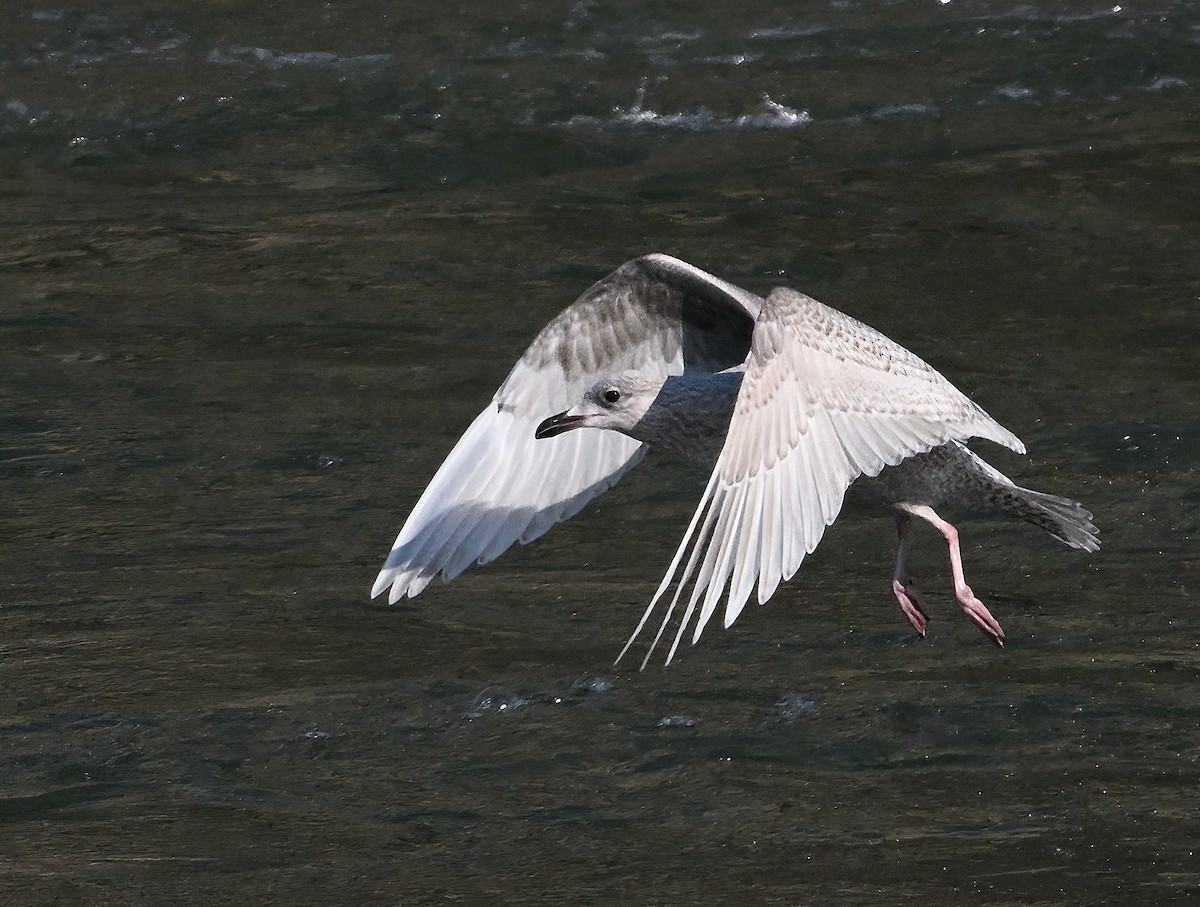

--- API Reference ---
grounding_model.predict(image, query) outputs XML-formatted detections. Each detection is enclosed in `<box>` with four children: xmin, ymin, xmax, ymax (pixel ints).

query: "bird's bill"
<box><xmin>535</xmin><ymin>410</ymin><xmax>590</xmax><ymax>439</ymax></box>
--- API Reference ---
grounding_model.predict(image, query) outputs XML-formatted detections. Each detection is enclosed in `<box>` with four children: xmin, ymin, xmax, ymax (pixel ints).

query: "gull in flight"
<box><xmin>372</xmin><ymin>254</ymin><xmax>1099</xmax><ymax>665</ymax></box>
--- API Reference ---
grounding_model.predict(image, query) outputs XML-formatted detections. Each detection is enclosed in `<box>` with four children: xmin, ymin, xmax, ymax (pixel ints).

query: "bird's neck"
<box><xmin>629</xmin><ymin>370</ymin><xmax>743</xmax><ymax>465</ymax></box>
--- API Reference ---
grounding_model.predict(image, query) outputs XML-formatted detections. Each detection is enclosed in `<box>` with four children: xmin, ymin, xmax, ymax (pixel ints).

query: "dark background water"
<box><xmin>2</xmin><ymin>1</ymin><xmax>1199</xmax><ymax>903</ymax></box>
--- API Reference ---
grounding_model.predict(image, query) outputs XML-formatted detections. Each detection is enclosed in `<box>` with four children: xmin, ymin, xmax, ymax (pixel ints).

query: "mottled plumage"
<box><xmin>373</xmin><ymin>254</ymin><xmax>1099</xmax><ymax>664</ymax></box>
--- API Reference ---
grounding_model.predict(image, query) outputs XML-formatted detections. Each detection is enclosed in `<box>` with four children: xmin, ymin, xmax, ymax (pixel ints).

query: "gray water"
<box><xmin>2</xmin><ymin>1</ymin><xmax>1199</xmax><ymax>904</ymax></box>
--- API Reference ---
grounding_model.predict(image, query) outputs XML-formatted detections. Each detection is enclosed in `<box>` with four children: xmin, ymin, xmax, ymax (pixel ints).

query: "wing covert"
<box><xmin>621</xmin><ymin>286</ymin><xmax>1026</xmax><ymax>665</ymax></box>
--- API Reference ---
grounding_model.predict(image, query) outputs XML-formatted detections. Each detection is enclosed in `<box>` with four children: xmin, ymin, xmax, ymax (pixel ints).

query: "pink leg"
<box><xmin>891</xmin><ymin>514</ymin><xmax>929</xmax><ymax>637</ymax></box>
<box><xmin>898</xmin><ymin>504</ymin><xmax>1005</xmax><ymax>647</ymax></box>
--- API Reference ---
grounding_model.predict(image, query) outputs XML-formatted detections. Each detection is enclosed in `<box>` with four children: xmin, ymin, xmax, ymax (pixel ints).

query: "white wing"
<box><xmin>622</xmin><ymin>286</ymin><xmax>1026</xmax><ymax>665</ymax></box>
<box><xmin>372</xmin><ymin>254</ymin><xmax>761</xmax><ymax>602</ymax></box>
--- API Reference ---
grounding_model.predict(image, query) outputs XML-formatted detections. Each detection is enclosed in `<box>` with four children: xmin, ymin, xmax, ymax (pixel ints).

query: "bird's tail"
<box><xmin>1002</xmin><ymin>485</ymin><xmax>1100</xmax><ymax>552</ymax></box>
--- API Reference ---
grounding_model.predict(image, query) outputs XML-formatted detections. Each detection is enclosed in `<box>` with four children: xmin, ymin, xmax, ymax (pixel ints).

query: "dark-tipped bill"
<box><xmin>535</xmin><ymin>411</ymin><xmax>588</xmax><ymax>439</ymax></box>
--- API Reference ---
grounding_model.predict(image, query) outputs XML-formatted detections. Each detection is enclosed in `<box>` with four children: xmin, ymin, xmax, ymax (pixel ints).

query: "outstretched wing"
<box><xmin>372</xmin><ymin>253</ymin><xmax>761</xmax><ymax>602</ymax></box>
<box><xmin>621</xmin><ymin>286</ymin><xmax>1026</xmax><ymax>665</ymax></box>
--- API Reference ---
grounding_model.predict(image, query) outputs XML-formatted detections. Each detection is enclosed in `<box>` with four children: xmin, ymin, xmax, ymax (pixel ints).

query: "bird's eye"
<box><xmin>603</xmin><ymin>389</ymin><xmax>621</xmax><ymax>404</ymax></box>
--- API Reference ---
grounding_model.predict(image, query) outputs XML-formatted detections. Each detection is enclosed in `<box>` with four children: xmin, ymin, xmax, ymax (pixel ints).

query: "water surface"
<box><xmin>2</xmin><ymin>1</ymin><xmax>1199</xmax><ymax>903</ymax></box>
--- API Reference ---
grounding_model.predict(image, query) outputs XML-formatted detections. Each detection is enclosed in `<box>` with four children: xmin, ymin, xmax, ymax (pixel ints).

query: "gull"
<box><xmin>372</xmin><ymin>254</ymin><xmax>1099</xmax><ymax>665</ymax></box>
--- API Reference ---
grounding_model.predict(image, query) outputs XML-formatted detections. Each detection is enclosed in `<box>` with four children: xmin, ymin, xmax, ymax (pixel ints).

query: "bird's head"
<box><xmin>535</xmin><ymin>371</ymin><xmax>665</xmax><ymax>440</ymax></box>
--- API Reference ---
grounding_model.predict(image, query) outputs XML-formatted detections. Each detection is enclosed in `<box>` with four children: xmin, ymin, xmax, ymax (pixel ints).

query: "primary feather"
<box><xmin>371</xmin><ymin>254</ymin><xmax>759</xmax><ymax>602</ymax></box>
